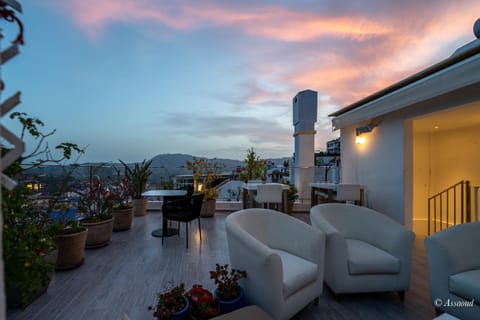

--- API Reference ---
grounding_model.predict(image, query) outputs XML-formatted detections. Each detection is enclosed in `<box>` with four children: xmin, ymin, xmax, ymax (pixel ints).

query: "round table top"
<box><xmin>141</xmin><ymin>189</ymin><xmax>187</xmax><ymax>197</ymax></box>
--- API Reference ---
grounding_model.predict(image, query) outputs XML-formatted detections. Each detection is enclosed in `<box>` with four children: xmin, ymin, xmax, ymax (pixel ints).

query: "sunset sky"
<box><xmin>3</xmin><ymin>0</ymin><xmax>480</xmax><ymax>163</ymax></box>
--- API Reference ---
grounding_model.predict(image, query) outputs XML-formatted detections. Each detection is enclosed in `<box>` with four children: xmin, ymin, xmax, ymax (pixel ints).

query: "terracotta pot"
<box><xmin>133</xmin><ymin>198</ymin><xmax>148</xmax><ymax>216</ymax></box>
<box><xmin>80</xmin><ymin>218</ymin><xmax>114</xmax><ymax>249</ymax></box>
<box><xmin>200</xmin><ymin>199</ymin><xmax>216</xmax><ymax>217</ymax></box>
<box><xmin>55</xmin><ymin>228</ymin><xmax>87</xmax><ymax>270</ymax></box>
<box><xmin>112</xmin><ymin>207</ymin><xmax>134</xmax><ymax>231</ymax></box>
<box><xmin>287</xmin><ymin>200</ymin><xmax>294</xmax><ymax>214</ymax></box>
<box><xmin>7</xmin><ymin>276</ymin><xmax>51</xmax><ymax>309</ymax></box>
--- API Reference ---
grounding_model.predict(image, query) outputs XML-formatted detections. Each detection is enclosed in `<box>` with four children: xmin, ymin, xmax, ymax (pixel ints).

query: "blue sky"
<box><xmin>2</xmin><ymin>0</ymin><xmax>479</xmax><ymax>162</ymax></box>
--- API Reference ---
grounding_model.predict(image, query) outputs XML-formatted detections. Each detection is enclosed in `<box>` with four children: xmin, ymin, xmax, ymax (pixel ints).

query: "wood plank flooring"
<box><xmin>7</xmin><ymin>211</ymin><xmax>436</xmax><ymax>320</ymax></box>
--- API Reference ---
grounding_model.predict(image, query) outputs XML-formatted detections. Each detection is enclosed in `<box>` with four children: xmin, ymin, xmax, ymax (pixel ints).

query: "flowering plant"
<box><xmin>108</xmin><ymin>175</ymin><xmax>134</xmax><ymax>209</ymax></box>
<box><xmin>149</xmin><ymin>282</ymin><xmax>187</xmax><ymax>319</ymax></box>
<box><xmin>78</xmin><ymin>181</ymin><xmax>114</xmax><ymax>222</ymax></box>
<box><xmin>209</xmin><ymin>264</ymin><xmax>247</xmax><ymax>301</ymax></box>
<box><xmin>187</xmin><ymin>285</ymin><xmax>219</xmax><ymax>319</ymax></box>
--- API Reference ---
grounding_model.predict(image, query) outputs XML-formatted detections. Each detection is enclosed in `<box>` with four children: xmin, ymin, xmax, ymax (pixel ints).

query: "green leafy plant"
<box><xmin>187</xmin><ymin>285</ymin><xmax>220</xmax><ymax>319</ymax></box>
<box><xmin>283</xmin><ymin>179</ymin><xmax>299</xmax><ymax>201</ymax></box>
<box><xmin>2</xmin><ymin>184</ymin><xmax>55</xmax><ymax>308</ymax></box>
<box><xmin>2</xmin><ymin>112</ymin><xmax>84</xmax><ymax>308</ymax></box>
<box><xmin>239</xmin><ymin>147</ymin><xmax>266</xmax><ymax>182</ymax></box>
<box><xmin>149</xmin><ymin>282</ymin><xmax>187</xmax><ymax>319</ymax></box>
<box><xmin>119</xmin><ymin>159</ymin><xmax>152</xmax><ymax>199</ymax></box>
<box><xmin>209</xmin><ymin>264</ymin><xmax>247</xmax><ymax>301</ymax></box>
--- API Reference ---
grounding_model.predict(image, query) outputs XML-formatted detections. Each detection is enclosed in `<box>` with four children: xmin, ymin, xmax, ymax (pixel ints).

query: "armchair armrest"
<box><xmin>225</xmin><ymin>218</ymin><xmax>284</xmax><ymax>305</ymax></box>
<box><xmin>424</xmin><ymin>235</ymin><xmax>451</xmax><ymax>301</ymax></box>
<box><xmin>310</xmin><ymin>212</ymin><xmax>349</xmax><ymax>288</ymax></box>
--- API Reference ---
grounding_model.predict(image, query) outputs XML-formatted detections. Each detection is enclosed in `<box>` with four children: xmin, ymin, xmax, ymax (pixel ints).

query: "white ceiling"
<box><xmin>412</xmin><ymin>101</ymin><xmax>480</xmax><ymax>133</ymax></box>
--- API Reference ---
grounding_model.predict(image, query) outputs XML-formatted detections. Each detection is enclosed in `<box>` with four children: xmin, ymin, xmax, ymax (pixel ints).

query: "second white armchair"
<box><xmin>310</xmin><ymin>203</ymin><xmax>415</xmax><ymax>298</ymax></box>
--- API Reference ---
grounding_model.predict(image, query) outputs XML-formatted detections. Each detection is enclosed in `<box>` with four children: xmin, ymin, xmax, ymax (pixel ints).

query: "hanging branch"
<box><xmin>6</xmin><ymin>112</ymin><xmax>85</xmax><ymax>173</ymax></box>
<box><xmin>0</xmin><ymin>6</ymin><xmax>24</xmax><ymax>45</ymax></box>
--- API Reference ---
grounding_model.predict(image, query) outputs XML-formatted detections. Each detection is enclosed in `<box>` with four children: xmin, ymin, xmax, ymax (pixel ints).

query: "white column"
<box><xmin>292</xmin><ymin>90</ymin><xmax>317</xmax><ymax>201</ymax></box>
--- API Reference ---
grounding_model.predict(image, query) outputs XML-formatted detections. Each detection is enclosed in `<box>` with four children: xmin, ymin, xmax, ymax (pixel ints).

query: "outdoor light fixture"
<box><xmin>355</xmin><ymin>123</ymin><xmax>376</xmax><ymax>144</ymax></box>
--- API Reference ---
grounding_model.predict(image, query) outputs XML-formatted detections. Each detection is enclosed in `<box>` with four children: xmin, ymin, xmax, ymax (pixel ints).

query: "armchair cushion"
<box><xmin>347</xmin><ymin>239</ymin><xmax>401</xmax><ymax>275</ymax></box>
<box><xmin>272</xmin><ymin>249</ymin><xmax>318</xmax><ymax>298</ymax></box>
<box><xmin>449</xmin><ymin>269</ymin><xmax>480</xmax><ymax>302</ymax></box>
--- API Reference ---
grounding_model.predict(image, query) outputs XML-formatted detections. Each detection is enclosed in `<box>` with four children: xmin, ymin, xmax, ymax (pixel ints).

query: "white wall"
<box><xmin>413</xmin><ymin>124</ymin><xmax>480</xmax><ymax>234</ymax></box>
<box><xmin>341</xmin><ymin>115</ymin><xmax>406</xmax><ymax>224</ymax></box>
<box><xmin>430</xmin><ymin>125</ymin><xmax>480</xmax><ymax>191</ymax></box>
<box><xmin>412</xmin><ymin>130</ymin><xmax>430</xmax><ymax>230</ymax></box>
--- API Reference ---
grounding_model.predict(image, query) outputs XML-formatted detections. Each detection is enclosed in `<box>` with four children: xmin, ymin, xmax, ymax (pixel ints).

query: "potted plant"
<box><xmin>2</xmin><ymin>186</ymin><xmax>56</xmax><ymax>309</ymax></box>
<box><xmin>109</xmin><ymin>169</ymin><xmax>135</xmax><ymax>231</ymax></box>
<box><xmin>209</xmin><ymin>264</ymin><xmax>247</xmax><ymax>314</ymax></box>
<box><xmin>149</xmin><ymin>283</ymin><xmax>189</xmax><ymax>320</ymax></box>
<box><xmin>48</xmin><ymin>210</ymin><xmax>88</xmax><ymax>270</ymax></box>
<box><xmin>186</xmin><ymin>158</ymin><xmax>224</xmax><ymax>217</ymax></box>
<box><xmin>239</xmin><ymin>147</ymin><xmax>266</xmax><ymax>183</ymax></box>
<box><xmin>187</xmin><ymin>285</ymin><xmax>220</xmax><ymax>320</ymax></box>
<box><xmin>78</xmin><ymin>180</ymin><xmax>115</xmax><ymax>248</ymax></box>
<box><xmin>2</xmin><ymin>112</ymin><xmax>84</xmax><ymax>308</ymax></box>
<box><xmin>283</xmin><ymin>179</ymin><xmax>298</xmax><ymax>214</ymax></box>
<box><xmin>120</xmin><ymin>158</ymin><xmax>152</xmax><ymax>216</ymax></box>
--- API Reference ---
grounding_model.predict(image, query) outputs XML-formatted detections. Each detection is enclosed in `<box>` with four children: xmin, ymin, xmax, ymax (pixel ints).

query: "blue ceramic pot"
<box><xmin>159</xmin><ymin>296</ymin><xmax>189</xmax><ymax>320</ymax></box>
<box><xmin>214</xmin><ymin>287</ymin><xmax>246</xmax><ymax>314</ymax></box>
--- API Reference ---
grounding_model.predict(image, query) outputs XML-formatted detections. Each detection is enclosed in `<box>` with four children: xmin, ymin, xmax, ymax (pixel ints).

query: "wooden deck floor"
<box><xmin>7</xmin><ymin>211</ymin><xmax>436</xmax><ymax>320</ymax></box>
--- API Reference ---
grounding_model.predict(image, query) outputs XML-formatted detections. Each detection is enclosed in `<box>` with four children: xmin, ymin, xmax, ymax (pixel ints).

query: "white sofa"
<box><xmin>225</xmin><ymin>208</ymin><xmax>325</xmax><ymax>320</ymax></box>
<box><xmin>424</xmin><ymin>222</ymin><xmax>480</xmax><ymax>320</ymax></box>
<box><xmin>310</xmin><ymin>203</ymin><xmax>415</xmax><ymax>297</ymax></box>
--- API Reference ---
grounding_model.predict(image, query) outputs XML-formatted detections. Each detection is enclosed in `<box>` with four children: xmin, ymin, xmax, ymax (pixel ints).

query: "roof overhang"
<box><xmin>331</xmin><ymin>41</ymin><xmax>480</xmax><ymax>131</ymax></box>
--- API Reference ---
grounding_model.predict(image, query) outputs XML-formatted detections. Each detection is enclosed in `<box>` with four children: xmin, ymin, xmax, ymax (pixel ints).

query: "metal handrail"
<box><xmin>428</xmin><ymin>180</ymin><xmax>471</xmax><ymax>235</ymax></box>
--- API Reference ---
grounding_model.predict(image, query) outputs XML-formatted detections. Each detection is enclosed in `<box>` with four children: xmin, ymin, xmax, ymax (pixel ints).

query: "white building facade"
<box><xmin>330</xmin><ymin>36</ymin><xmax>480</xmax><ymax>234</ymax></box>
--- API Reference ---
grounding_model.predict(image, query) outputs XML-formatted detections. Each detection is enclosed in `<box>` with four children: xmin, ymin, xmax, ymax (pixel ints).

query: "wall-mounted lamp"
<box><xmin>355</xmin><ymin>123</ymin><xmax>376</xmax><ymax>144</ymax></box>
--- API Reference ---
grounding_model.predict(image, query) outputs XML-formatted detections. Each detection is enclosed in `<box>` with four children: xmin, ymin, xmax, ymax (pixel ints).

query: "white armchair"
<box><xmin>225</xmin><ymin>208</ymin><xmax>325</xmax><ymax>320</ymax></box>
<box><xmin>254</xmin><ymin>183</ymin><xmax>283</xmax><ymax>211</ymax></box>
<box><xmin>424</xmin><ymin>222</ymin><xmax>480</xmax><ymax>320</ymax></box>
<box><xmin>310</xmin><ymin>203</ymin><xmax>415</xmax><ymax>298</ymax></box>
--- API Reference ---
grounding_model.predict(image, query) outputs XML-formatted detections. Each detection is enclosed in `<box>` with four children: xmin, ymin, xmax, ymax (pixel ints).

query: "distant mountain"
<box><xmin>150</xmin><ymin>153</ymin><xmax>244</xmax><ymax>171</ymax></box>
<box><xmin>22</xmin><ymin>153</ymin><xmax>293</xmax><ymax>190</ymax></box>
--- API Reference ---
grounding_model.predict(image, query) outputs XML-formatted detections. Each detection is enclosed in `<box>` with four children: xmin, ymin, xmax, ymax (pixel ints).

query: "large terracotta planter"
<box><xmin>287</xmin><ymin>200</ymin><xmax>294</xmax><ymax>214</ymax></box>
<box><xmin>80</xmin><ymin>218</ymin><xmax>114</xmax><ymax>249</ymax></box>
<box><xmin>55</xmin><ymin>227</ymin><xmax>88</xmax><ymax>270</ymax></box>
<box><xmin>7</xmin><ymin>276</ymin><xmax>51</xmax><ymax>309</ymax></box>
<box><xmin>200</xmin><ymin>199</ymin><xmax>216</xmax><ymax>217</ymax></box>
<box><xmin>112</xmin><ymin>207</ymin><xmax>134</xmax><ymax>231</ymax></box>
<box><xmin>133</xmin><ymin>198</ymin><xmax>148</xmax><ymax>216</ymax></box>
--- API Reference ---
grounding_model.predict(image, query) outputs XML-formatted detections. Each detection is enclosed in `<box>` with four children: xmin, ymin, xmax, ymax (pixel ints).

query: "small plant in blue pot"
<box><xmin>209</xmin><ymin>264</ymin><xmax>247</xmax><ymax>314</ymax></box>
<box><xmin>149</xmin><ymin>283</ymin><xmax>189</xmax><ymax>320</ymax></box>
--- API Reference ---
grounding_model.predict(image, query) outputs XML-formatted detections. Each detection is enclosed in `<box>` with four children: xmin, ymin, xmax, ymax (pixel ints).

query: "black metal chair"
<box><xmin>161</xmin><ymin>193</ymin><xmax>204</xmax><ymax>248</ymax></box>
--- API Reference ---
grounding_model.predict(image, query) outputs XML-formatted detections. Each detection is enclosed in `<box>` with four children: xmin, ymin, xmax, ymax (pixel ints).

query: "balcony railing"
<box><xmin>427</xmin><ymin>180</ymin><xmax>471</xmax><ymax>235</ymax></box>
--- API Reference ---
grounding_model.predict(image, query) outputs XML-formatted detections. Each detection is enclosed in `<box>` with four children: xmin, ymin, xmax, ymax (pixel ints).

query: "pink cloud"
<box><xmin>55</xmin><ymin>0</ymin><xmax>394</xmax><ymax>42</ymax></box>
<box><xmin>53</xmin><ymin>0</ymin><xmax>480</xmax><ymax>107</ymax></box>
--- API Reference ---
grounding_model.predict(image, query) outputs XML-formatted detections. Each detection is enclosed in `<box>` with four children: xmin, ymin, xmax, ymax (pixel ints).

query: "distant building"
<box><xmin>326</xmin><ymin>138</ymin><xmax>341</xmax><ymax>155</ymax></box>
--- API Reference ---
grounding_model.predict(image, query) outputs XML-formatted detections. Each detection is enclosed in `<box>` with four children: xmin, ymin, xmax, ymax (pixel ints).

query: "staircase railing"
<box><xmin>428</xmin><ymin>180</ymin><xmax>471</xmax><ymax>235</ymax></box>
